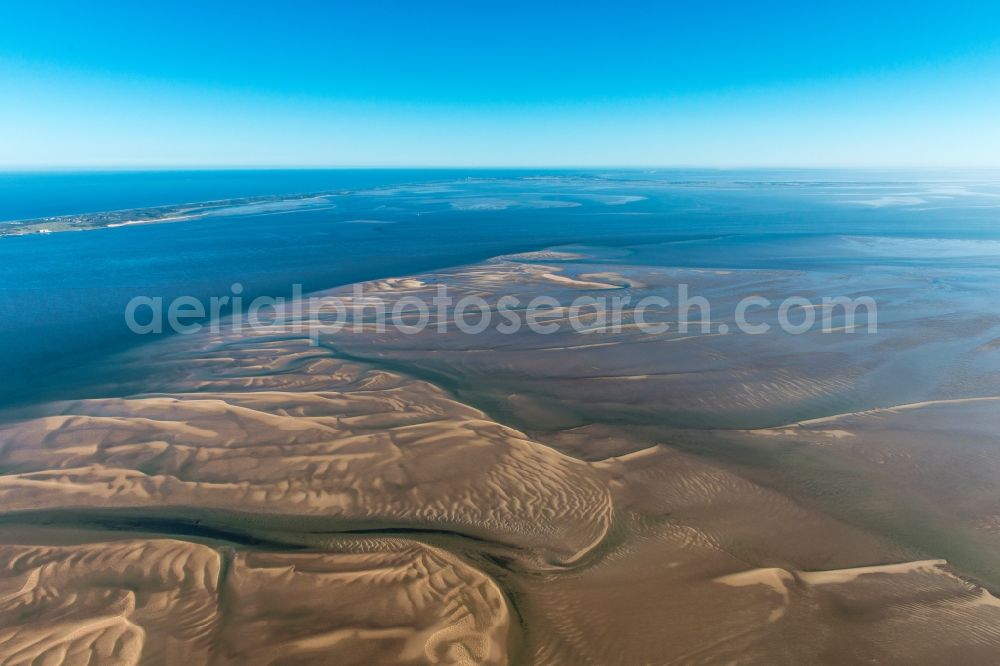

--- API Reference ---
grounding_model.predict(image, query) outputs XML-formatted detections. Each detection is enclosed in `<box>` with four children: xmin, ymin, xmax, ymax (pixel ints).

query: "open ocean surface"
<box><xmin>2</xmin><ymin>168</ymin><xmax>999</xmax><ymax>408</ymax></box>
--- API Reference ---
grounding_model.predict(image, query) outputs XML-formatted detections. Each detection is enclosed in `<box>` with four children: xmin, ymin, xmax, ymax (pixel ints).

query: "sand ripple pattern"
<box><xmin>0</xmin><ymin>539</ymin><xmax>509</xmax><ymax>665</ymax></box>
<box><xmin>4</xmin><ymin>246</ymin><xmax>1000</xmax><ymax>663</ymax></box>
<box><xmin>0</xmin><ymin>349</ymin><xmax>611</xmax><ymax>567</ymax></box>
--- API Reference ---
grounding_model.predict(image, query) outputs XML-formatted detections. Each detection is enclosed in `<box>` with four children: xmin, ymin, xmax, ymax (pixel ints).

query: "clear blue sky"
<box><xmin>1</xmin><ymin>0</ymin><xmax>999</xmax><ymax>167</ymax></box>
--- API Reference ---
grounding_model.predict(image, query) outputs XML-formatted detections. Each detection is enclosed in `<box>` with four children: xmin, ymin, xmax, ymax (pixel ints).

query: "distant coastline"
<box><xmin>0</xmin><ymin>191</ymin><xmax>342</xmax><ymax>237</ymax></box>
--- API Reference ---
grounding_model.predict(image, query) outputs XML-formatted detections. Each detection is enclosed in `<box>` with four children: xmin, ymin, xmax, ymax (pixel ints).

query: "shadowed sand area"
<box><xmin>3</xmin><ymin>239</ymin><xmax>1000</xmax><ymax>663</ymax></box>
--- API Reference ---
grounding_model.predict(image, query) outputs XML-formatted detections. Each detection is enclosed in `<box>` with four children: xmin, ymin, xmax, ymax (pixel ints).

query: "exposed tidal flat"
<box><xmin>3</xmin><ymin>173</ymin><xmax>1000</xmax><ymax>663</ymax></box>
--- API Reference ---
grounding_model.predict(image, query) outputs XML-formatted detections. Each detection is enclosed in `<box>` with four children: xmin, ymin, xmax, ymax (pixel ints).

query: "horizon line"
<box><xmin>4</xmin><ymin>164</ymin><xmax>1000</xmax><ymax>173</ymax></box>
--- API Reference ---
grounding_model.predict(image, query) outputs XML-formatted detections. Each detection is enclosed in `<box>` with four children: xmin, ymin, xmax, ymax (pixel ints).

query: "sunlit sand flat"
<box><xmin>6</xmin><ymin>0</ymin><xmax>1000</xmax><ymax>659</ymax></box>
<box><xmin>0</xmin><ymin>537</ymin><xmax>509</xmax><ymax>665</ymax></box>
<box><xmin>3</xmin><ymin>236</ymin><xmax>1000</xmax><ymax>663</ymax></box>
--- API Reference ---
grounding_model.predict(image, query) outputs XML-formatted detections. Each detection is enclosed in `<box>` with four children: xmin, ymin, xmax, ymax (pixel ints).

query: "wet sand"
<box><xmin>3</xmin><ymin>242</ymin><xmax>1000</xmax><ymax>664</ymax></box>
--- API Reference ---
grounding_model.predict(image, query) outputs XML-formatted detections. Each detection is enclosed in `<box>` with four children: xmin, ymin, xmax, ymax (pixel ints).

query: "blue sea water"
<box><xmin>0</xmin><ymin>169</ymin><xmax>476</xmax><ymax>222</ymax></box>
<box><xmin>1</xmin><ymin>169</ymin><xmax>999</xmax><ymax>408</ymax></box>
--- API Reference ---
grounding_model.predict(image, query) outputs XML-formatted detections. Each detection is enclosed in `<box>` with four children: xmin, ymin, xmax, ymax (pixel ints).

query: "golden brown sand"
<box><xmin>0</xmin><ymin>538</ymin><xmax>508</xmax><ymax>665</ymax></box>
<box><xmin>3</xmin><ymin>250</ymin><xmax>1000</xmax><ymax>664</ymax></box>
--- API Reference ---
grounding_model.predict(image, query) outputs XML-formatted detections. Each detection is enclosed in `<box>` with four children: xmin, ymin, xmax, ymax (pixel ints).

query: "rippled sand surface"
<box><xmin>3</xmin><ymin>241</ymin><xmax>1000</xmax><ymax>664</ymax></box>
